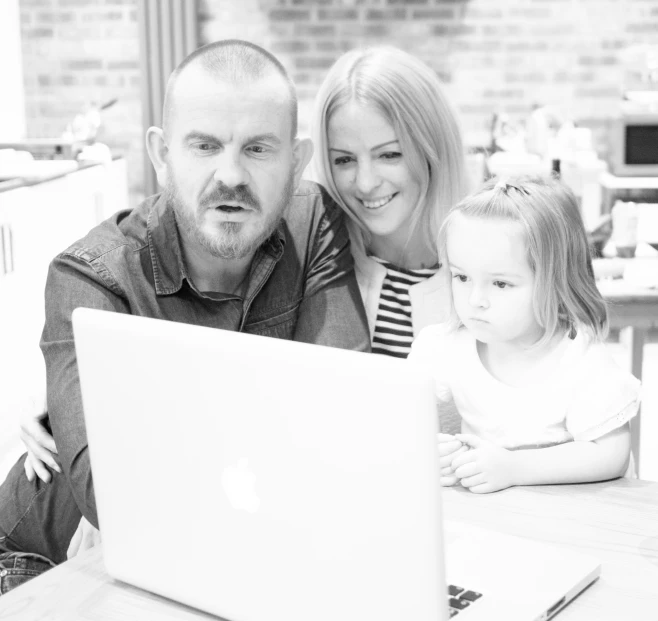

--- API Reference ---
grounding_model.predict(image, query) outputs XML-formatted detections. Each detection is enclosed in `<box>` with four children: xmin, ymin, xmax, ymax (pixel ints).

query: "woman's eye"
<box><xmin>333</xmin><ymin>156</ymin><xmax>353</xmax><ymax>166</ymax></box>
<box><xmin>452</xmin><ymin>274</ymin><xmax>468</xmax><ymax>283</ymax></box>
<box><xmin>493</xmin><ymin>281</ymin><xmax>509</xmax><ymax>289</ymax></box>
<box><xmin>380</xmin><ymin>151</ymin><xmax>402</xmax><ymax>160</ymax></box>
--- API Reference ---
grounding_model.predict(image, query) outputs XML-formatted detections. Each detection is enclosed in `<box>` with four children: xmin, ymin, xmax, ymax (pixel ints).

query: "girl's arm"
<box><xmin>451</xmin><ymin>423</ymin><xmax>631</xmax><ymax>494</ymax></box>
<box><xmin>510</xmin><ymin>423</ymin><xmax>631</xmax><ymax>486</ymax></box>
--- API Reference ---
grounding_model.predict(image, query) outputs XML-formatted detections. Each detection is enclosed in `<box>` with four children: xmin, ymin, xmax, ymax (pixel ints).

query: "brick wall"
<box><xmin>19</xmin><ymin>0</ymin><xmax>658</xmax><ymax>203</ymax></box>
<box><xmin>200</xmin><ymin>0</ymin><xmax>658</xmax><ymax>151</ymax></box>
<box><xmin>19</xmin><ymin>0</ymin><xmax>142</xmax><ymax>203</ymax></box>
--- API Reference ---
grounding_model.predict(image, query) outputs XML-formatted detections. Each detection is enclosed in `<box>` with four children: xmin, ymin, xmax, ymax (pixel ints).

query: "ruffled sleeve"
<box><xmin>566</xmin><ymin>341</ymin><xmax>642</xmax><ymax>442</ymax></box>
<box><xmin>408</xmin><ymin>323</ymin><xmax>454</xmax><ymax>403</ymax></box>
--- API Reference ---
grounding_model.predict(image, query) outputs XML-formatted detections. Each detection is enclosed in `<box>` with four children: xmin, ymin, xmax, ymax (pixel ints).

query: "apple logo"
<box><xmin>221</xmin><ymin>458</ymin><xmax>261</xmax><ymax>513</ymax></box>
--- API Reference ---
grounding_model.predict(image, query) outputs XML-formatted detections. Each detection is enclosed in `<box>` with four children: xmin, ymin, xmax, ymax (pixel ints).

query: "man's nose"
<box><xmin>213</xmin><ymin>151</ymin><xmax>249</xmax><ymax>188</ymax></box>
<box><xmin>355</xmin><ymin>163</ymin><xmax>381</xmax><ymax>195</ymax></box>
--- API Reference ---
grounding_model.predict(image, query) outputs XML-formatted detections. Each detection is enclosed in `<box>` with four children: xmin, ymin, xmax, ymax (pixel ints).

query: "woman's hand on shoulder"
<box><xmin>20</xmin><ymin>411</ymin><xmax>61</xmax><ymax>483</ymax></box>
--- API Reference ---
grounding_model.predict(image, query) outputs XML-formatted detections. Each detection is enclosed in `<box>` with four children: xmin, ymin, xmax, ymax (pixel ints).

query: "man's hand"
<box><xmin>451</xmin><ymin>434</ymin><xmax>516</xmax><ymax>493</ymax></box>
<box><xmin>437</xmin><ymin>433</ymin><xmax>469</xmax><ymax>487</ymax></box>
<box><xmin>20</xmin><ymin>411</ymin><xmax>61</xmax><ymax>483</ymax></box>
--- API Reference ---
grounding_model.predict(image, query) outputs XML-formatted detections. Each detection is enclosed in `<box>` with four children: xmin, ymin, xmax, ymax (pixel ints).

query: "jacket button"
<box><xmin>0</xmin><ymin>569</ymin><xmax>7</xmax><ymax>577</ymax></box>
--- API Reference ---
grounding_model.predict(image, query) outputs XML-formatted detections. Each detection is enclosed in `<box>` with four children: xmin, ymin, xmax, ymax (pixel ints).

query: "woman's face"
<box><xmin>327</xmin><ymin>101</ymin><xmax>422</xmax><ymax>252</ymax></box>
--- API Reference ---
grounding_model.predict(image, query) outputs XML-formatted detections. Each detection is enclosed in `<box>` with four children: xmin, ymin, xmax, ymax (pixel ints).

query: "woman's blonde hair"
<box><xmin>311</xmin><ymin>46</ymin><xmax>468</xmax><ymax>257</ymax></box>
<box><xmin>439</xmin><ymin>175</ymin><xmax>608</xmax><ymax>345</ymax></box>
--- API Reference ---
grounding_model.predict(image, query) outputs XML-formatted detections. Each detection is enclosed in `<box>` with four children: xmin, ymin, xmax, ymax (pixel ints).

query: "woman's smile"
<box><xmin>359</xmin><ymin>193</ymin><xmax>398</xmax><ymax>210</ymax></box>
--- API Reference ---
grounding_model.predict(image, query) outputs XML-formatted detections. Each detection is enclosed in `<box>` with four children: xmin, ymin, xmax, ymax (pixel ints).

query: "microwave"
<box><xmin>610</xmin><ymin>112</ymin><xmax>658</xmax><ymax>176</ymax></box>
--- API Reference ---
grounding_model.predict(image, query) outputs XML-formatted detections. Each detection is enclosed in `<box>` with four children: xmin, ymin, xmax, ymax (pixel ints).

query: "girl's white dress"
<box><xmin>408</xmin><ymin>325</ymin><xmax>641</xmax><ymax>450</ymax></box>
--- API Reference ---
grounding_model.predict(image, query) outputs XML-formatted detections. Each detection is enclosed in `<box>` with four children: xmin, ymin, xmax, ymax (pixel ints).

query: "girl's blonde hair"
<box><xmin>439</xmin><ymin>175</ymin><xmax>608</xmax><ymax>345</ymax></box>
<box><xmin>311</xmin><ymin>46</ymin><xmax>468</xmax><ymax>257</ymax></box>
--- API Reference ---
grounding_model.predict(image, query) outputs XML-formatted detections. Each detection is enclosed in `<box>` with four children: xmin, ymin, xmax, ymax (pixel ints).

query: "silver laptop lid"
<box><xmin>73</xmin><ymin>307</ymin><xmax>447</xmax><ymax>621</ymax></box>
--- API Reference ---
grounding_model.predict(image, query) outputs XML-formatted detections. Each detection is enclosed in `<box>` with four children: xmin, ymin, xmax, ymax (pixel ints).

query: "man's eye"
<box><xmin>248</xmin><ymin>145</ymin><xmax>266</xmax><ymax>154</ymax></box>
<box><xmin>194</xmin><ymin>143</ymin><xmax>215</xmax><ymax>152</ymax></box>
<box><xmin>333</xmin><ymin>156</ymin><xmax>353</xmax><ymax>166</ymax></box>
<box><xmin>494</xmin><ymin>281</ymin><xmax>509</xmax><ymax>289</ymax></box>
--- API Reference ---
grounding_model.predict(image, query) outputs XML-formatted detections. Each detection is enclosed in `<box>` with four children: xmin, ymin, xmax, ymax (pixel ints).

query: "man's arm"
<box><xmin>41</xmin><ymin>254</ymin><xmax>129</xmax><ymax>528</ymax></box>
<box><xmin>292</xmin><ymin>196</ymin><xmax>370</xmax><ymax>352</ymax></box>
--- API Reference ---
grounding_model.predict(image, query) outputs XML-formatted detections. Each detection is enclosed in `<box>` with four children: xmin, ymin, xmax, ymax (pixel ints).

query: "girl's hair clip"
<box><xmin>494</xmin><ymin>178</ymin><xmax>530</xmax><ymax>196</ymax></box>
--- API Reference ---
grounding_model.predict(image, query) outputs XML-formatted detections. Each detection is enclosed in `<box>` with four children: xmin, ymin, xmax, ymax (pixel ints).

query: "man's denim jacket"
<box><xmin>40</xmin><ymin>180</ymin><xmax>370</xmax><ymax>529</ymax></box>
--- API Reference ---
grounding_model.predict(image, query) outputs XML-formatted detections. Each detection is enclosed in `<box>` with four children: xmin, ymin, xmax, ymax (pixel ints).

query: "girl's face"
<box><xmin>446</xmin><ymin>212</ymin><xmax>543</xmax><ymax>348</ymax></box>
<box><xmin>327</xmin><ymin>101</ymin><xmax>422</xmax><ymax>253</ymax></box>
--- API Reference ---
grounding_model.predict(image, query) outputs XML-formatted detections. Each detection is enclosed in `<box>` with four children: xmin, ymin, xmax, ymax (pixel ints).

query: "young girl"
<box><xmin>409</xmin><ymin>175</ymin><xmax>641</xmax><ymax>494</ymax></box>
<box><xmin>312</xmin><ymin>46</ymin><xmax>468</xmax><ymax>360</ymax></box>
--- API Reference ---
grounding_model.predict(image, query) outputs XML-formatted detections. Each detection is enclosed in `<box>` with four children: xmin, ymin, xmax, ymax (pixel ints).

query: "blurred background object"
<box><xmin>62</xmin><ymin>98</ymin><xmax>117</xmax><ymax>144</ymax></box>
<box><xmin>612</xmin><ymin>200</ymin><xmax>639</xmax><ymax>258</ymax></box>
<box><xmin>619</xmin><ymin>44</ymin><xmax>658</xmax><ymax>105</ymax></box>
<box><xmin>588</xmin><ymin>213</ymin><xmax>613</xmax><ymax>258</ymax></box>
<box><xmin>4</xmin><ymin>0</ymin><xmax>658</xmax><ymax>205</ymax></box>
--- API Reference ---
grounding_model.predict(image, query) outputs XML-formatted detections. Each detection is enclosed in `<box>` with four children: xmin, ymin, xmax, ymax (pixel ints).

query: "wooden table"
<box><xmin>596</xmin><ymin>274</ymin><xmax>658</xmax><ymax>476</ymax></box>
<box><xmin>1</xmin><ymin>479</ymin><xmax>657</xmax><ymax>620</ymax></box>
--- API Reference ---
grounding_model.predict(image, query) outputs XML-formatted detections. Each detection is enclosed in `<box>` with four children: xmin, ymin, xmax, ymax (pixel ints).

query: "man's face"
<box><xmin>162</xmin><ymin>68</ymin><xmax>297</xmax><ymax>260</ymax></box>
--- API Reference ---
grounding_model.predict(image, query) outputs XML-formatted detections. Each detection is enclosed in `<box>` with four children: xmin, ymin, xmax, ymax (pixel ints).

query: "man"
<box><xmin>0</xmin><ymin>40</ymin><xmax>370</xmax><ymax>577</ymax></box>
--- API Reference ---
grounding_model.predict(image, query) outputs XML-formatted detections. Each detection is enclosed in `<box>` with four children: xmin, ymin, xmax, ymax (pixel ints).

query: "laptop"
<box><xmin>72</xmin><ymin>307</ymin><xmax>601</xmax><ymax>621</ymax></box>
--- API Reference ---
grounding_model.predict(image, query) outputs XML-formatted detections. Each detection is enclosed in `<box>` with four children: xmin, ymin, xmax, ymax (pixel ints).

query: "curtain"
<box><xmin>138</xmin><ymin>0</ymin><xmax>198</xmax><ymax>197</ymax></box>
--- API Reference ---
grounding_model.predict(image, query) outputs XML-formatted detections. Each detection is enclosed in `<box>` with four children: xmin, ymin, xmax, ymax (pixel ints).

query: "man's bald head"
<box><xmin>162</xmin><ymin>39</ymin><xmax>298</xmax><ymax>140</ymax></box>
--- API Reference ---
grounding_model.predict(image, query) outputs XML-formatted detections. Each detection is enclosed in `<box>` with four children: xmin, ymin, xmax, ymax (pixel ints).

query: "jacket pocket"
<box><xmin>243</xmin><ymin>301</ymin><xmax>300</xmax><ymax>339</ymax></box>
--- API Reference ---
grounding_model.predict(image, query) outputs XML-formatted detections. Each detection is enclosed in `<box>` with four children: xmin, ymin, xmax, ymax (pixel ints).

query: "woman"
<box><xmin>312</xmin><ymin>45</ymin><xmax>469</xmax><ymax>359</ymax></box>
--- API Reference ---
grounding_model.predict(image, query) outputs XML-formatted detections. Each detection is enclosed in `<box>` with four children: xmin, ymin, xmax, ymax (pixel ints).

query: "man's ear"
<box><xmin>292</xmin><ymin>137</ymin><xmax>314</xmax><ymax>188</ymax></box>
<box><xmin>145</xmin><ymin>127</ymin><xmax>169</xmax><ymax>189</ymax></box>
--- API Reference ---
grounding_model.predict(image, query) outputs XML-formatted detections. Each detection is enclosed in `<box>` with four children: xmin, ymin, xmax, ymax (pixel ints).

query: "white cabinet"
<box><xmin>0</xmin><ymin>185</ymin><xmax>45</xmax><ymax>414</ymax></box>
<box><xmin>0</xmin><ymin>186</ymin><xmax>46</xmax><ymax>475</ymax></box>
<box><xmin>0</xmin><ymin>160</ymin><xmax>128</xmax><ymax>478</ymax></box>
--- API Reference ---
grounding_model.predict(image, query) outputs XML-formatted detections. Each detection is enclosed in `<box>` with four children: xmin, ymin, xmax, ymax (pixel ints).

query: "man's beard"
<box><xmin>165</xmin><ymin>172</ymin><xmax>294</xmax><ymax>260</ymax></box>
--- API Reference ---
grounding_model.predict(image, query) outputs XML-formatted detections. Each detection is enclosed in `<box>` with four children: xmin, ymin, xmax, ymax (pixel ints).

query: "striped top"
<box><xmin>370</xmin><ymin>257</ymin><xmax>440</xmax><ymax>359</ymax></box>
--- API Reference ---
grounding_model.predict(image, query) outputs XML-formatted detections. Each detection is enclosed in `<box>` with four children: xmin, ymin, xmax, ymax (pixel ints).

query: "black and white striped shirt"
<box><xmin>370</xmin><ymin>257</ymin><xmax>440</xmax><ymax>359</ymax></box>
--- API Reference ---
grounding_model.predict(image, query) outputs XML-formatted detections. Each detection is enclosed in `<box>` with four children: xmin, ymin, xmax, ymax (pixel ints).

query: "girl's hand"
<box><xmin>20</xmin><ymin>412</ymin><xmax>61</xmax><ymax>483</ymax></box>
<box><xmin>451</xmin><ymin>434</ymin><xmax>516</xmax><ymax>493</ymax></box>
<box><xmin>437</xmin><ymin>433</ymin><xmax>469</xmax><ymax>487</ymax></box>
